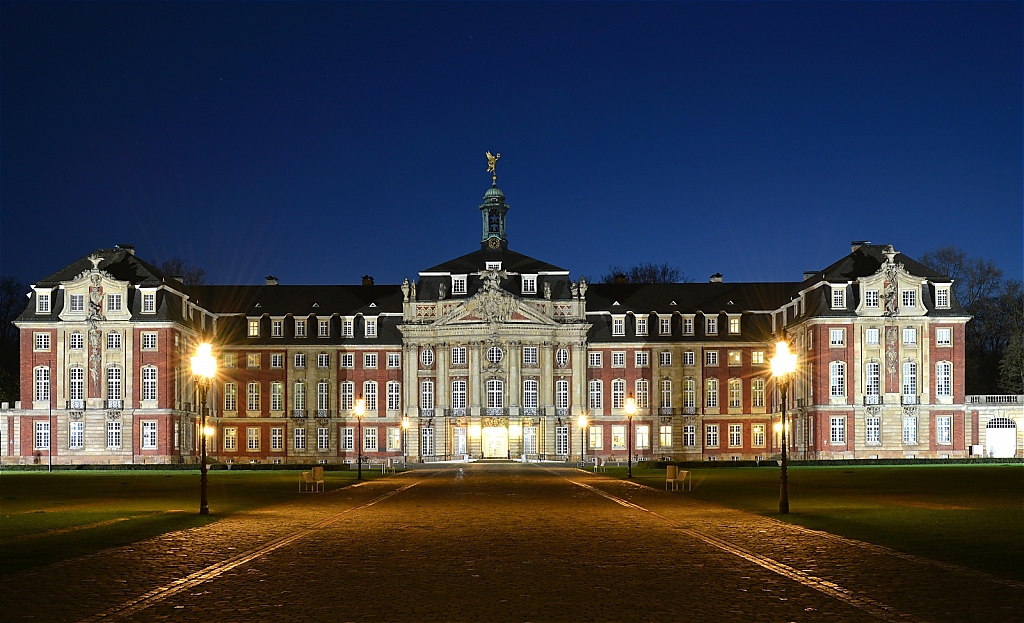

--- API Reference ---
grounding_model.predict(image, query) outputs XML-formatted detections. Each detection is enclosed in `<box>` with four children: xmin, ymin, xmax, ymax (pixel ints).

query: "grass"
<box><xmin>0</xmin><ymin>469</ymin><xmax>378</xmax><ymax>575</ymax></box>
<box><xmin>614</xmin><ymin>463</ymin><xmax>1024</xmax><ymax>581</ymax></box>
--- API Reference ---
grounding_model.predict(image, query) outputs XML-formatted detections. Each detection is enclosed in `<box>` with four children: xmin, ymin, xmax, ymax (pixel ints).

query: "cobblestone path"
<box><xmin>1</xmin><ymin>463</ymin><xmax>1020</xmax><ymax>622</ymax></box>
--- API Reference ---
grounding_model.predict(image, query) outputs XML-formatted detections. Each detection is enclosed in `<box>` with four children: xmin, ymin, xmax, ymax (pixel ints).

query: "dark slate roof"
<box><xmin>420</xmin><ymin>247</ymin><xmax>567</xmax><ymax>275</ymax></box>
<box><xmin>802</xmin><ymin>244</ymin><xmax>951</xmax><ymax>288</ymax></box>
<box><xmin>34</xmin><ymin>247</ymin><xmax>186</xmax><ymax>290</ymax></box>
<box><xmin>191</xmin><ymin>284</ymin><xmax>403</xmax><ymax>317</ymax></box>
<box><xmin>585</xmin><ymin>282</ymin><xmax>797</xmax><ymax>315</ymax></box>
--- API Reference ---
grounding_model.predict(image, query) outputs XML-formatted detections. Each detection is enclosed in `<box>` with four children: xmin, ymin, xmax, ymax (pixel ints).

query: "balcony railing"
<box><xmin>67</xmin><ymin>399</ymin><xmax>85</xmax><ymax>410</ymax></box>
<box><xmin>901</xmin><ymin>395</ymin><xmax>920</xmax><ymax>405</ymax></box>
<box><xmin>968</xmin><ymin>394</ymin><xmax>1022</xmax><ymax>404</ymax></box>
<box><xmin>316</xmin><ymin>409</ymin><xmax>331</xmax><ymax>418</ymax></box>
<box><xmin>681</xmin><ymin>406</ymin><xmax>697</xmax><ymax>415</ymax></box>
<box><xmin>292</xmin><ymin>409</ymin><xmax>307</xmax><ymax>418</ymax></box>
<box><xmin>521</xmin><ymin>407</ymin><xmax>544</xmax><ymax>417</ymax></box>
<box><xmin>484</xmin><ymin>407</ymin><xmax>508</xmax><ymax>416</ymax></box>
<box><xmin>554</xmin><ymin>407</ymin><xmax>569</xmax><ymax>417</ymax></box>
<box><xmin>105</xmin><ymin>399</ymin><xmax>123</xmax><ymax>410</ymax></box>
<box><xmin>420</xmin><ymin>408</ymin><xmax>435</xmax><ymax>417</ymax></box>
<box><xmin>659</xmin><ymin>407</ymin><xmax>676</xmax><ymax>416</ymax></box>
<box><xmin>444</xmin><ymin>408</ymin><xmax>467</xmax><ymax>417</ymax></box>
<box><xmin>863</xmin><ymin>395</ymin><xmax>883</xmax><ymax>406</ymax></box>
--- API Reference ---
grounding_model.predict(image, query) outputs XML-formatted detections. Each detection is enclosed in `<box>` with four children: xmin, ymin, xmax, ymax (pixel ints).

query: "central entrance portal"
<box><xmin>482</xmin><ymin>426</ymin><xmax>509</xmax><ymax>458</ymax></box>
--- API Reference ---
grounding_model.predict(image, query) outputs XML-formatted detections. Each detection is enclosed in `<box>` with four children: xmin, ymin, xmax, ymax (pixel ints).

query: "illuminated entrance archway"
<box><xmin>482</xmin><ymin>426</ymin><xmax>508</xmax><ymax>458</ymax></box>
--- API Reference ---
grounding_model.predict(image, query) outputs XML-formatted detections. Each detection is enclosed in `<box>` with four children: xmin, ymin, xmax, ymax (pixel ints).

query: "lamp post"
<box><xmin>191</xmin><ymin>343</ymin><xmax>217</xmax><ymax>516</ymax></box>
<box><xmin>355</xmin><ymin>398</ymin><xmax>365</xmax><ymax>480</ymax></box>
<box><xmin>770</xmin><ymin>340</ymin><xmax>797</xmax><ymax>515</ymax></box>
<box><xmin>401</xmin><ymin>416</ymin><xmax>410</xmax><ymax>465</ymax></box>
<box><xmin>625</xmin><ymin>394</ymin><xmax>636</xmax><ymax>478</ymax></box>
<box><xmin>577</xmin><ymin>414</ymin><xmax>588</xmax><ymax>468</ymax></box>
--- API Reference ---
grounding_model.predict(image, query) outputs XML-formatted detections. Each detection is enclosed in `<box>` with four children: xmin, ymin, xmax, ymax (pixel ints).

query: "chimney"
<box><xmin>803</xmin><ymin>271</ymin><xmax>818</xmax><ymax>281</ymax></box>
<box><xmin>362</xmin><ymin>275</ymin><xmax>374</xmax><ymax>286</ymax></box>
<box><xmin>117</xmin><ymin>244</ymin><xmax>136</xmax><ymax>255</ymax></box>
<box><xmin>709</xmin><ymin>273</ymin><xmax>723</xmax><ymax>283</ymax></box>
<box><xmin>851</xmin><ymin>240</ymin><xmax>870</xmax><ymax>253</ymax></box>
<box><xmin>265</xmin><ymin>275</ymin><xmax>279</xmax><ymax>286</ymax></box>
<box><xmin>614</xmin><ymin>274</ymin><xmax>627</xmax><ymax>284</ymax></box>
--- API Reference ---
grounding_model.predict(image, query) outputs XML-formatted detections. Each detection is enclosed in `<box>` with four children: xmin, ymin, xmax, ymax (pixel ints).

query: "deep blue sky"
<box><xmin>2</xmin><ymin>1</ymin><xmax>1021</xmax><ymax>288</ymax></box>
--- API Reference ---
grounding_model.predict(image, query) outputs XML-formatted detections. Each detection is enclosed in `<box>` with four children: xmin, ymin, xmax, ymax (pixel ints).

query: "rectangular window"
<box><xmin>659</xmin><ymin>425</ymin><xmax>672</xmax><ymax>448</ymax></box>
<box><xmin>902</xmin><ymin>417</ymin><xmax>917</xmax><ymax>444</ymax></box>
<box><xmin>830</xmin><ymin>362</ymin><xmax>846</xmax><ymax>397</ymax></box>
<box><xmin>611</xmin><ymin>379</ymin><xmax>625</xmax><ymax>409</ymax></box>
<box><xmin>683</xmin><ymin>425</ymin><xmax>696</xmax><ymax>447</ymax></box>
<box><xmin>69</xmin><ymin>332</ymin><xmax>84</xmax><ymax>350</ymax></box>
<box><xmin>752</xmin><ymin>424</ymin><xmax>765</xmax><ymax>447</ymax></box>
<box><xmin>660</xmin><ymin>379</ymin><xmax>672</xmax><ymax>409</ymax></box>
<box><xmin>364</xmin><ymin>318</ymin><xmax>377</xmax><ymax>338</ymax></box>
<box><xmin>830</xmin><ymin>328</ymin><xmax>845</xmax><ymax>347</ymax></box>
<box><xmin>554</xmin><ymin>379</ymin><xmax>569</xmax><ymax>410</ymax></box>
<box><xmin>317</xmin><ymin>381</ymin><xmax>331</xmax><ymax>413</ymax></box>
<box><xmin>683</xmin><ymin>317</ymin><xmax>694</xmax><ymax>335</ymax></box>
<box><xmin>106</xmin><ymin>366</ymin><xmax>122</xmax><ymax>402</ymax></box>
<box><xmin>224</xmin><ymin>383</ymin><xmax>237</xmax><ymax>411</ymax></box>
<box><xmin>107</xmin><ymin>421</ymin><xmax>122</xmax><ymax>448</ymax></box>
<box><xmin>107</xmin><ymin>332</ymin><xmax>121</xmax><ymax>349</ymax></box>
<box><xmin>452</xmin><ymin>275</ymin><xmax>467</xmax><ymax>295</ymax></box>
<box><xmin>635</xmin><ymin>316</ymin><xmax>648</xmax><ymax>336</ymax></box>
<box><xmin>522</xmin><ymin>379</ymin><xmax>539</xmax><ymax>409</ymax></box>
<box><xmin>34</xmin><ymin>421</ymin><xmax>50</xmax><ymax>449</ymax></box>
<box><xmin>317</xmin><ymin>353</ymin><xmax>330</xmax><ymax>368</ymax></box>
<box><xmin>683</xmin><ymin>351</ymin><xmax>695</xmax><ymax>366</ymax></box>
<box><xmin>866</xmin><ymin>328</ymin><xmax>880</xmax><ymax>345</ymax></box>
<box><xmin>936</xmin><ymin>328</ymin><xmax>952</xmax><ymax>346</ymax></box>
<box><xmin>294</xmin><ymin>382</ymin><xmax>306</xmax><ymax>411</ymax></box>
<box><xmin>705</xmin><ymin>424</ymin><xmax>719</xmax><ymax>448</ymax></box>
<box><xmin>612</xmin><ymin>317</ymin><xmax>625</xmax><ymax>336</ymax></box>
<box><xmin>451</xmin><ymin>347</ymin><xmax>467</xmax><ymax>366</ymax></box>
<box><xmin>611</xmin><ymin>425</ymin><xmax>626</xmax><ymax>450</ymax></box>
<box><xmin>635</xmin><ymin>424</ymin><xmax>650</xmax><ymax>450</ymax></box>
<box><xmin>247</xmin><ymin>319</ymin><xmax>260</xmax><ymax>337</ymax></box>
<box><xmin>294</xmin><ymin>353</ymin><xmax>306</xmax><ymax>368</ymax></box>
<box><xmin>830</xmin><ymin>417</ymin><xmax>846</xmax><ymax>443</ymax></box>
<box><xmin>936</xmin><ymin>416</ymin><xmax>952</xmax><ymax>445</ymax></box>
<box><xmin>936</xmin><ymin>287</ymin><xmax>950</xmax><ymax>308</ymax></box>
<box><xmin>903</xmin><ymin>327</ymin><xmax>917</xmax><ymax>345</ymax></box>
<box><xmin>69</xmin><ymin>421</ymin><xmax>84</xmax><ymax>449</ymax></box>
<box><xmin>247</xmin><ymin>353</ymin><xmax>261</xmax><ymax>368</ymax></box>
<box><xmin>271</xmin><ymin>382</ymin><xmax>283</xmax><ymax>411</ymax></box>
<box><xmin>247</xmin><ymin>427</ymin><xmax>260</xmax><ymax>451</ymax></box>
<box><xmin>635</xmin><ymin>351</ymin><xmax>649</xmax><ymax>367</ymax></box>
<box><xmin>611</xmin><ymin>351</ymin><xmax>625</xmax><ymax>368</ymax></box>
<box><xmin>866</xmin><ymin>362</ymin><xmax>880</xmax><ymax>402</ymax></box>
<box><xmin>588</xmin><ymin>352</ymin><xmax>602</xmax><ymax>368</ymax></box>
<box><xmin>364</xmin><ymin>353</ymin><xmax>377</xmax><ymax>369</ymax></box>
<box><xmin>318</xmin><ymin>319</ymin><xmax>330</xmax><ymax>337</ymax></box>
<box><xmin>728</xmin><ymin>317</ymin><xmax>741</xmax><ymax>334</ymax></box>
<box><xmin>387</xmin><ymin>382</ymin><xmax>401</xmax><ymax>411</ymax></box>
<box><xmin>752</xmin><ymin>378</ymin><xmax>765</xmax><ymax>408</ymax></box>
<box><xmin>449</xmin><ymin>380</ymin><xmax>464</xmax><ymax>410</ymax></box>
<box><xmin>865</xmin><ymin>289</ymin><xmax>879</xmax><ymax>308</ymax></box>
<box><xmin>660</xmin><ymin>317</ymin><xmax>671</xmax><ymax>335</ymax></box>
<box><xmin>902</xmin><ymin>290</ymin><xmax>917</xmax><ymax>308</ymax></box>
<box><xmin>107</xmin><ymin>293</ymin><xmax>122</xmax><ymax>312</ymax></box>
<box><xmin>272</xmin><ymin>319</ymin><xmax>283</xmax><ymax>337</ymax></box>
<box><xmin>728</xmin><ymin>378</ymin><xmax>742</xmax><ymax>408</ymax></box>
<box><xmin>936</xmin><ymin>362</ymin><xmax>952</xmax><ymax>397</ymax></box>
<box><xmin>364</xmin><ymin>381</ymin><xmax>378</xmax><ymax>411</ymax></box>
<box><xmin>295</xmin><ymin>319</ymin><xmax>306</xmax><ymax>337</ymax></box>
<box><xmin>728</xmin><ymin>424</ymin><xmax>742</xmax><ymax>447</ymax></box>
<box><xmin>270</xmin><ymin>353</ymin><xmax>283</xmax><ymax>368</ymax></box>
<box><xmin>521</xmin><ymin>275</ymin><xmax>537</xmax><ymax>294</ymax></box>
<box><xmin>903</xmin><ymin>361</ymin><xmax>918</xmax><ymax>399</ymax></box>
<box><xmin>34</xmin><ymin>332</ymin><xmax>50</xmax><ymax>351</ymax></box>
<box><xmin>387</xmin><ymin>427</ymin><xmax>401</xmax><ymax>451</ymax></box>
<box><xmin>342</xmin><ymin>318</ymin><xmax>354</xmax><ymax>337</ymax></box>
<box><xmin>37</xmin><ymin>292</ymin><xmax>53</xmax><ymax>315</ymax></box>
<box><xmin>341</xmin><ymin>427</ymin><xmax>354</xmax><ymax>451</ymax></box>
<box><xmin>294</xmin><ymin>427</ymin><xmax>306</xmax><ymax>450</ymax></box>
<box><xmin>271</xmin><ymin>427</ymin><xmax>283</xmax><ymax>450</ymax></box>
<box><xmin>831</xmin><ymin>287</ymin><xmax>845</xmax><ymax>309</ymax></box>
<box><xmin>142</xmin><ymin>332</ymin><xmax>158</xmax><ymax>350</ymax></box>
<box><xmin>139</xmin><ymin>291</ymin><xmax>155</xmax><ymax>313</ymax></box>
<box><xmin>705</xmin><ymin>379</ymin><xmax>718</xmax><ymax>408</ymax></box>
<box><xmin>387</xmin><ymin>352</ymin><xmax>401</xmax><ymax>368</ymax></box>
<box><xmin>522</xmin><ymin>346</ymin><xmax>538</xmax><ymax>366</ymax></box>
<box><xmin>727</xmin><ymin>350</ymin><xmax>741</xmax><ymax>366</ymax></box>
<box><xmin>751</xmin><ymin>350</ymin><xmax>764</xmax><ymax>365</ymax></box>
<box><xmin>705</xmin><ymin>351</ymin><xmax>718</xmax><ymax>366</ymax></box>
<box><xmin>318</xmin><ymin>427</ymin><xmax>331</xmax><ymax>450</ymax></box>
<box><xmin>223</xmin><ymin>427</ymin><xmax>237</xmax><ymax>451</ymax></box>
<box><xmin>142</xmin><ymin>367</ymin><xmax>158</xmax><ymax>401</ymax></box>
<box><xmin>705</xmin><ymin>316</ymin><xmax>718</xmax><ymax>335</ymax></box>
<box><xmin>866</xmin><ymin>416</ymin><xmax>880</xmax><ymax>444</ymax></box>
<box><xmin>421</xmin><ymin>427</ymin><xmax>434</xmax><ymax>456</ymax></box>
<box><xmin>70</xmin><ymin>293</ymin><xmax>85</xmax><ymax>312</ymax></box>
<box><xmin>340</xmin><ymin>353</ymin><xmax>354</xmax><ymax>368</ymax></box>
<box><xmin>361</xmin><ymin>426</ymin><xmax>377</xmax><ymax>451</ymax></box>
<box><xmin>659</xmin><ymin>351</ymin><xmax>672</xmax><ymax>367</ymax></box>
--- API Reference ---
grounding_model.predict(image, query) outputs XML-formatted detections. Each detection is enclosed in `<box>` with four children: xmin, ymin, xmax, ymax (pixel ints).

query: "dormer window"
<box><xmin>705</xmin><ymin>316</ymin><xmax>718</xmax><ymax>335</ymax></box>
<box><xmin>365</xmin><ymin>317</ymin><xmax>377</xmax><ymax>338</ymax></box>
<box><xmin>486</xmin><ymin>262</ymin><xmax>501</xmax><ymax>271</ymax></box>
<box><xmin>612</xmin><ymin>316</ymin><xmax>625</xmax><ymax>336</ymax></box>
<box><xmin>69</xmin><ymin>294</ymin><xmax>85</xmax><ymax>313</ymax></box>
<box><xmin>142</xmin><ymin>292</ymin><xmax>156</xmax><ymax>313</ymax></box>
<box><xmin>294</xmin><ymin>318</ymin><xmax>306</xmax><ymax>337</ymax></box>
<box><xmin>36</xmin><ymin>292</ymin><xmax>50</xmax><ymax>314</ymax></box>
<box><xmin>452</xmin><ymin>275</ymin><xmax>468</xmax><ymax>295</ymax></box>
<box><xmin>901</xmin><ymin>290</ymin><xmax>917</xmax><ymax>308</ymax></box>
<box><xmin>247</xmin><ymin>319</ymin><xmax>260</xmax><ymax>337</ymax></box>
<box><xmin>728</xmin><ymin>316</ymin><xmax>741</xmax><ymax>334</ymax></box>
<box><xmin>635</xmin><ymin>316</ymin><xmax>648</xmax><ymax>336</ymax></box>
<box><xmin>935</xmin><ymin>287</ymin><xmax>949</xmax><ymax>308</ymax></box>
<box><xmin>521</xmin><ymin>275</ymin><xmax>537</xmax><ymax>295</ymax></box>
<box><xmin>831</xmin><ymin>287</ymin><xmax>845</xmax><ymax>309</ymax></box>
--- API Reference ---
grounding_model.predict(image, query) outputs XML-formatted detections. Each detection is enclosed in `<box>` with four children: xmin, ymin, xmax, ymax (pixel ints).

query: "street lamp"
<box><xmin>577</xmin><ymin>413</ymin><xmax>588</xmax><ymax>468</ymax></box>
<box><xmin>770</xmin><ymin>340</ymin><xmax>797</xmax><ymax>515</ymax></box>
<box><xmin>401</xmin><ymin>416</ymin><xmax>410</xmax><ymax>465</ymax></box>
<box><xmin>354</xmin><ymin>398</ymin><xmax>366</xmax><ymax>480</ymax></box>
<box><xmin>191</xmin><ymin>342</ymin><xmax>217</xmax><ymax>516</ymax></box>
<box><xmin>625</xmin><ymin>394</ymin><xmax>637</xmax><ymax>478</ymax></box>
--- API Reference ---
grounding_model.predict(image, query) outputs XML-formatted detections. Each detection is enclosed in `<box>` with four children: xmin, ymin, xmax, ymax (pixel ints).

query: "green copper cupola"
<box><xmin>480</xmin><ymin>151</ymin><xmax>508</xmax><ymax>251</ymax></box>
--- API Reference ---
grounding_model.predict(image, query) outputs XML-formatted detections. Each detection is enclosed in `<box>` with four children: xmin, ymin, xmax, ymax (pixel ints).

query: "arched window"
<box><xmin>589</xmin><ymin>380</ymin><xmax>603</xmax><ymax>410</ymax></box>
<box><xmin>751</xmin><ymin>378</ymin><xmax>765</xmax><ymax>408</ymax></box>
<box><xmin>683</xmin><ymin>378</ymin><xmax>695</xmax><ymax>409</ymax></box>
<box><xmin>935</xmin><ymin>361</ymin><xmax>952</xmax><ymax>397</ymax></box>
<box><xmin>728</xmin><ymin>378</ymin><xmax>742</xmax><ymax>408</ymax></box>
<box><xmin>142</xmin><ymin>366</ymin><xmax>158</xmax><ymax>402</ymax></box>
<box><xmin>68</xmin><ymin>366</ymin><xmax>85</xmax><ymax>401</ymax></box>
<box><xmin>902</xmin><ymin>361</ymin><xmax>917</xmax><ymax>400</ymax></box>
<box><xmin>611</xmin><ymin>379</ymin><xmax>625</xmax><ymax>409</ymax></box>
<box><xmin>34</xmin><ymin>366</ymin><xmax>50</xmax><ymax>402</ymax></box>
<box><xmin>522</xmin><ymin>379</ymin><xmax>538</xmax><ymax>409</ymax></box>
<box><xmin>635</xmin><ymin>379</ymin><xmax>649</xmax><ymax>409</ymax></box>
<box><xmin>317</xmin><ymin>380</ymin><xmax>330</xmax><ymax>411</ymax></box>
<box><xmin>705</xmin><ymin>378</ymin><xmax>719</xmax><ymax>408</ymax></box>
<box><xmin>107</xmin><ymin>366</ymin><xmax>122</xmax><ymax>401</ymax></box>
<box><xmin>339</xmin><ymin>381</ymin><xmax>354</xmax><ymax>411</ymax></box>
<box><xmin>486</xmin><ymin>379</ymin><xmax>504</xmax><ymax>408</ymax></box>
<box><xmin>829</xmin><ymin>362</ymin><xmax>845</xmax><ymax>397</ymax></box>
<box><xmin>865</xmin><ymin>362</ymin><xmax>880</xmax><ymax>403</ymax></box>
<box><xmin>387</xmin><ymin>381</ymin><xmax>401</xmax><ymax>411</ymax></box>
<box><xmin>555</xmin><ymin>379</ymin><xmax>569</xmax><ymax>410</ymax></box>
<box><xmin>363</xmin><ymin>380</ymin><xmax>378</xmax><ymax>411</ymax></box>
<box><xmin>660</xmin><ymin>379</ymin><xmax>672</xmax><ymax>409</ymax></box>
<box><xmin>449</xmin><ymin>379</ymin><xmax>464</xmax><ymax>410</ymax></box>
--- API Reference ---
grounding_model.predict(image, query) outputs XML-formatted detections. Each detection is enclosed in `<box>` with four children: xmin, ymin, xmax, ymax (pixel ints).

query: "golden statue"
<box><xmin>486</xmin><ymin>151</ymin><xmax>501</xmax><ymax>182</ymax></box>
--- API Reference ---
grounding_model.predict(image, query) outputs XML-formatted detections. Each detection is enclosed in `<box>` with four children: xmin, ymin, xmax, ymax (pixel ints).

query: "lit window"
<box><xmin>247</xmin><ymin>353</ymin><xmax>261</xmax><ymax>368</ymax></box>
<box><xmin>727</xmin><ymin>350</ymin><xmax>741</xmax><ymax>366</ymax></box>
<box><xmin>728</xmin><ymin>317</ymin><xmax>741</xmax><ymax>334</ymax></box>
<box><xmin>751</xmin><ymin>350</ymin><xmax>764</xmax><ymax>365</ymax></box>
<box><xmin>247</xmin><ymin>319</ymin><xmax>260</xmax><ymax>337</ymax></box>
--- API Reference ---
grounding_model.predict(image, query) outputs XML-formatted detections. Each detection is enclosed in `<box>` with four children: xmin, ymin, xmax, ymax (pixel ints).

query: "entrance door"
<box><xmin>986</xmin><ymin>417</ymin><xmax>1018</xmax><ymax>458</ymax></box>
<box><xmin>482</xmin><ymin>426</ymin><xmax>508</xmax><ymax>458</ymax></box>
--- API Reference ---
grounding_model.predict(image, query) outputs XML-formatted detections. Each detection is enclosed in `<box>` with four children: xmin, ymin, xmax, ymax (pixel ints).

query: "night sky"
<box><xmin>2</xmin><ymin>1</ymin><xmax>1021</xmax><ymax>289</ymax></box>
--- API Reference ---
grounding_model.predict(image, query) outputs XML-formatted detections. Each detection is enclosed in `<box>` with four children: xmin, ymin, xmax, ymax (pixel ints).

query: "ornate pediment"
<box><xmin>432</xmin><ymin>287</ymin><xmax>557</xmax><ymax>327</ymax></box>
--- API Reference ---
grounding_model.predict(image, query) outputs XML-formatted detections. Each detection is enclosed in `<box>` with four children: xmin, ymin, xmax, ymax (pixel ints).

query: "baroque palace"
<box><xmin>5</xmin><ymin>168</ymin><xmax>1020</xmax><ymax>466</ymax></box>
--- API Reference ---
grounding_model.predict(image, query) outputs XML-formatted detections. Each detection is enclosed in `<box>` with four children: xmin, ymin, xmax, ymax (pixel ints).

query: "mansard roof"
<box><xmin>33</xmin><ymin>246</ymin><xmax>184</xmax><ymax>290</ymax></box>
<box><xmin>191</xmin><ymin>284</ymin><xmax>403</xmax><ymax>317</ymax></box>
<box><xmin>421</xmin><ymin>247</ymin><xmax>567</xmax><ymax>275</ymax></box>
<box><xmin>585</xmin><ymin>282</ymin><xmax>797</xmax><ymax>316</ymax></box>
<box><xmin>803</xmin><ymin>243</ymin><xmax>951</xmax><ymax>287</ymax></box>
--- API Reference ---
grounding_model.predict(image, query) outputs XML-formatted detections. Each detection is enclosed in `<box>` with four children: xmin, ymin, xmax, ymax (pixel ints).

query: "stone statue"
<box><xmin>543</xmin><ymin>282</ymin><xmax>552</xmax><ymax>300</ymax></box>
<box><xmin>438</xmin><ymin>281</ymin><xmax>448</xmax><ymax>300</ymax></box>
<box><xmin>486</xmin><ymin>151</ymin><xmax>501</xmax><ymax>182</ymax></box>
<box><xmin>570</xmin><ymin>281</ymin><xmax>578</xmax><ymax>297</ymax></box>
<box><xmin>410</xmin><ymin>281</ymin><xmax>416</xmax><ymax>301</ymax></box>
<box><xmin>401</xmin><ymin>278</ymin><xmax>410</xmax><ymax>302</ymax></box>
<box><xmin>579</xmin><ymin>277</ymin><xmax>588</xmax><ymax>298</ymax></box>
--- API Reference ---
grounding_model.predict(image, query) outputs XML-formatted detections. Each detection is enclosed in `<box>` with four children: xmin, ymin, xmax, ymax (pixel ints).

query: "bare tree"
<box><xmin>600</xmin><ymin>262</ymin><xmax>689</xmax><ymax>284</ymax></box>
<box><xmin>0</xmin><ymin>276</ymin><xmax>28</xmax><ymax>403</ymax></box>
<box><xmin>919</xmin><ymin>245</ymin><xmax>1004</xmax><ymax>310</ymax></box>
<box><xmin>997</xmin><ymin>280</ymin><xmax>1024</xmax><ymax>394</ymax></box>
<box><xmin>157</xmin><ymin>258</ymin><xmax>207</xmax><ymax>285</ymax></box>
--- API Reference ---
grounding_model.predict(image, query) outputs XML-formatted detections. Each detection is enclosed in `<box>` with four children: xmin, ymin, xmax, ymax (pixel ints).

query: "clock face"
<box><xmin>488</xmin><ymin>237</ymin><xmax>500</xmax><ymax>249</ymax></box>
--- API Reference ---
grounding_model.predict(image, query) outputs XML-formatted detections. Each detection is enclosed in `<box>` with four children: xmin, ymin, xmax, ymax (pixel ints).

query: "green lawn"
<box><xmin>616</xmin><ymin>463</ymin><xmax>1024</xmax><ymax>581</ymax></box>
<box><xmin>0</xmin><ymin>469</ymin><xmax>376</xmax><ymax>575</ymax></box>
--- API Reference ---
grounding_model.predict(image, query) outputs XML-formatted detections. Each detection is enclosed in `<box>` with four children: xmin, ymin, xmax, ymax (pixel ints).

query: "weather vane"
<box><xmin>486</xmin><ymin>151</ymin><xmax>500</xmax><ymax>184</ymax></box>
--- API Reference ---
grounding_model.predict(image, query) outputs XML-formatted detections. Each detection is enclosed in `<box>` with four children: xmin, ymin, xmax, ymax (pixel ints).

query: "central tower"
<box><xmin>480</xmin><ymin>151</ymin><xmax>509</xmax><ymax>251</ymax></box>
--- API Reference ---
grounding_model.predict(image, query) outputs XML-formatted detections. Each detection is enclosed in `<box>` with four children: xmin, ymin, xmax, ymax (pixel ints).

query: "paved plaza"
<box><xmin>1</xmin><ymin>463</ymin><xmax>1021</xmax><ymax>622</ymax></box>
